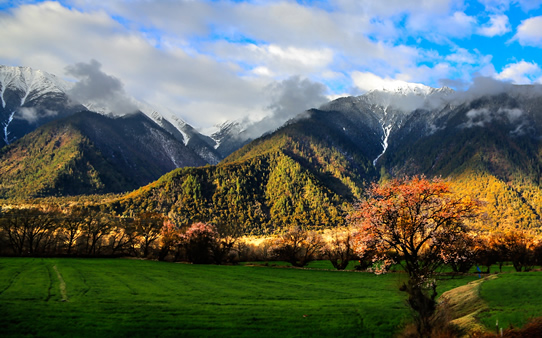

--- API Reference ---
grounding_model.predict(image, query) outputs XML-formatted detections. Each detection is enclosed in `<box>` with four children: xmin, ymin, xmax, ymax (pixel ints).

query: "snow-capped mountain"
<box><xmin>209</xmin><ymin>120</ymin><xmax>254</xmax><ymax>158</ymax></box>
<box><xmin>0</xmin><ymin>66</ymin><xmax>85</xmax><ymax>147</ymax></box>
<box><xmin>318</xmin><ymin>85</ymin><xmax>455</xmax><ymax>165</ymax></box>
<box><xmin>0</xmin><ymin>65</ymin><xmax>221</xmax><ymax>164</ymax></box>
<box><xmin>318</xmin><ymin>83</ymin><xmax>542</xmax><ymax>168</ymax></box>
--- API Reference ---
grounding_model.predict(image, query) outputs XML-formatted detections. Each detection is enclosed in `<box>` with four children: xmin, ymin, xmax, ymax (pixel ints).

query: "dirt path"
<box><xmin>53</xmin><ymin>265</ymin><xmax>68</xmax><ymax>302</ymax></box>
<box><xmin>438</xmin><ymin>275</ymin><xmax>498</xmax><ymax>336</ymax></box>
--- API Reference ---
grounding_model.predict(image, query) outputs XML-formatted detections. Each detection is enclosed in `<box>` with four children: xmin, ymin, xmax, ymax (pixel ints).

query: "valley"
<box><xmin>1</xmin><ymin>64</ymin><xmax>542</xmax><ymax>337</ymax></box>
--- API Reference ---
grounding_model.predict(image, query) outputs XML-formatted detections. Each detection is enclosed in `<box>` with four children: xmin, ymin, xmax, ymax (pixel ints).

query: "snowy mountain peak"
<box><xmin>0</xmin><ymin>66</ymin><xmax>70</xmax><ymax>106</ymax></box>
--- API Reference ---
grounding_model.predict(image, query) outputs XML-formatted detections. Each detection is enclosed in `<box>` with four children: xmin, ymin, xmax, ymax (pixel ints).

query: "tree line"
<box><xmin>0</xmin><ymin>205</ymin><xmax>165</xmax><ymax>258</ymax></box>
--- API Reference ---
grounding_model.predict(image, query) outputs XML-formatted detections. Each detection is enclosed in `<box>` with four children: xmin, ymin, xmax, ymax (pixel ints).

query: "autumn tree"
<box><xmin>78</xmin><ymin>207</ymin><xmax>112</xmax><ymax>256</ymax></box>
<box><xmin>158</xmin><ymin>220</ymin><xmax>182</xmax><ymax>261</ymax></box>
<box><xmin>440</xmin><ymin>231</ymin><xmax>478</xmax><ymax>274</ymax></box>
<box><xmin>106</xmin><ymin>217</ymin><xmax>135</xmax><ymax>256</ymax></box>
<box><xmin>350</xmin><ymin>176</ymin><xmax>478</xmax><ymax>335</ymax></box>
<box><xmin>474</xmin><ymin>235</ymin><xmax>500</xmax><ymax>273</ymax></box>
<box><xmin>0</xmin><ymin>206</ymin><xmax>61</xmax><ymax>256</ymax></box>
<box><xmin>133</xmin><ymin>212</ymin><xmax>165</xmax><ymax>258</ymax></box>
<box><xmin>179</xmin><ymin>222</ymin><xmax>220</xmax><ymax>264</ymax></box>
<box><xmin>270</xmin><ymin>226</ymin><xmax>324</xmax><ymax>267</ymax></box>
<box><xmin>494</xmin><ymin>230</ymin><xmax>536</xmax><ymax>272</ymax></box>
<box><xmin>61</xmin><ymin>207</ymin><xmax>85</xmax><ymax>256</ymax></box>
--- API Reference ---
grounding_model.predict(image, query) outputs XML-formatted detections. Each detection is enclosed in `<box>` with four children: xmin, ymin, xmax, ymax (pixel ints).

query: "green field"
<box><xmin>0</xmin><ymin>258</ymin><xmax>477</xmax><ymax>337</ymax></box>
<box><xmin>477</xmin><ymin>272</ymin><xmax>542</xmax><ymax>331</ymax></box>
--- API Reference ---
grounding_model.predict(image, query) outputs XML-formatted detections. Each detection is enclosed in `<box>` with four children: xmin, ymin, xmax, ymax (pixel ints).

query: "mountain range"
<box><xmin>0</xmin><ymin>66</ymin><xmax>252</xmax><ymax>197</ymax></box>
<box><xmin>1</xmin><ymin>65</ymin><xmax>541</xmax><ymax>232</ymax></box>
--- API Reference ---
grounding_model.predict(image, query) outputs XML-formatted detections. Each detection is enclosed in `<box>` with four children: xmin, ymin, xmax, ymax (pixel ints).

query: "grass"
<box><xmin>477</xmin><ymin>271</ymin><xmax>542</xmax><ymax>331</ymax></box>
<box><xmin>0</xmin><ymin>258</ymin><xmax>477</xmax><ymax>337</ymax></box>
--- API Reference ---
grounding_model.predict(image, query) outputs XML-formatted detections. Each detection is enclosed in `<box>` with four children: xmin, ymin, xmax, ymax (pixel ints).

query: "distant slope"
<box><xmin>0</xmin><ymin>118</ymin><xmax>128</xmax><ymax>197</ymax></box>
<box><xmin>0</xmin><ymin>111</ymin><xmax>207</xmax><ymax>198</ymax></box>
<box><xmin>223</xmin><ymin>109</ymin><xmax>379</xmax><ymax>199</ymax></box>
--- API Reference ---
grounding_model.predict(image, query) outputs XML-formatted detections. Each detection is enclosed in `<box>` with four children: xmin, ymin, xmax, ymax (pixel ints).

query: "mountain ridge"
<box><xmin>0</xmin><ymin>65</ymin><xmax>223</xmax><ymax>163</ymax></box>
<box><xmin>0</xmin><ymin>110</ymin><xmax>209</xmax><ymax>198</ymax></box>
<box><xmin>1</xmin><ymin>64</ymin><xmax>541</xmax><ymax>233</ymax></box>
<box><xmin>116</xmin><ymin>86</ymin><xmax>542</xmax><ymax>232</ymax></box>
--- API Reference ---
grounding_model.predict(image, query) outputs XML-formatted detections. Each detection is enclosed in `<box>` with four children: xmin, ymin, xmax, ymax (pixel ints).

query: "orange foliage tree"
<box><xmin>349</xmin><ymin>176</ymin><xmax>479</xmax><ymax>335</ymax></box>
<box><xmin>158</xmin><ymin>220</ymin><xmax>182</xmax><ymax>261</ymax></box>
<box><xmin>179</xmin><ymin>222</ymin><xmax>220</xmax><ymax>264</ymax></box>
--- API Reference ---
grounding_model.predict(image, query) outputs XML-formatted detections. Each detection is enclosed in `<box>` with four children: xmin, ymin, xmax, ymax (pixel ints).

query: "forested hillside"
<box><xmin>0</xmin><ymin>111</ymin><xmax>207</xmax><ymax>198</ymax></box>
<box><xmin>0</xmin><ymin>119</ymin><xmax>130</xmax><ymax>198</ymax></box>
<box><xmin>114</xmin><ymin>112</ymin><xmax>380</xmax><ymax>233</ymax></box>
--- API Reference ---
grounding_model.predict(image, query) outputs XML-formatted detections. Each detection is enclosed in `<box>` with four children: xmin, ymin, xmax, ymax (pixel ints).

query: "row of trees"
<box><xmin>0</xmin><ymin>205</ymin><xmax>254</xmax><ymax>264</ymax></box>
<box><xmin>0</xmin><ymin>206</ymin><xmax>165</xmax><ymax>258</ymax></box>
<box><xmin>268</xmin><ymin>224</ymin><xmax>542</xmax><ymax>273</ymax></box>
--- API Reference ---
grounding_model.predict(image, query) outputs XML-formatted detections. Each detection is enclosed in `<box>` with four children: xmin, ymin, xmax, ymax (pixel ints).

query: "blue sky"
<box><xmin>1</xmin><ymin>0</ymin><xmax>542</xmax><ymax>130</ymax></box>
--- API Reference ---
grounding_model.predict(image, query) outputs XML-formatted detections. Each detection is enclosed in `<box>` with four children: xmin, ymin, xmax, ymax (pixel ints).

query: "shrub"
<box><xmin>180</xmin><ymin>222</ymin><xmax>219</xmax><ymax>264</ymax></box>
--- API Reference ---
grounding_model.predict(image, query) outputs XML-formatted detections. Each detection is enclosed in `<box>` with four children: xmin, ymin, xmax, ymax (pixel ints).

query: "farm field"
<box><xmin>0</xmin><ymin>258</ymin><xmax>479</xmax><ymax>337</ymax></box>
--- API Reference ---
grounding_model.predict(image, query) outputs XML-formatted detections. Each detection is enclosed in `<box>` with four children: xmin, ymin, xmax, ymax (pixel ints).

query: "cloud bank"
<box><xmin>1</xmin><ymin>1</ymin><xmax>542</xmax><ymax>132</ymax></box>
<box><xmin>65</xmin><ymin>59</ymin><xmax>139</xmax><ymax>115</ymax></box>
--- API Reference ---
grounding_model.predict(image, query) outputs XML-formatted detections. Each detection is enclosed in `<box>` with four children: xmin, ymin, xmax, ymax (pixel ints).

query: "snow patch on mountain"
<box><xmin>373</xmin><ymin>124</ymin><xmax>392</xmax><ymax>166</ymax></box>
<box><xmin>0</xmin><ymin>66</ymin><xmax>74</xmax><ymax>145</ymax></box>
<box><xmin>169</xmin><ymin>116</ymin><xmax>191</xmax><ymax>146</ymax></box>
<box><xmin>2</xmin><ymin>111</ymin><xmax>15</xmax><ymax>145</ymax></box>
<box><xmin>321</xmin><ymin>83</ymin><xmax>457</xmax><ymax>166</ymax></box>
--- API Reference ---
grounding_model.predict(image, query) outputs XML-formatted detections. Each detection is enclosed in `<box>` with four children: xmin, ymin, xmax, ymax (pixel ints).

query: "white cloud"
<box><xmin>513</xmin><ymin>16</ymin><xmax>542</xmax><ymax>47</ymax></box>
<box><xmin>252</xmin><ymin>66</ymin><xmax>273</xmax><ymax>77</ymax></box>
<box><xmin>0</xmin><ymin>1</ymin><xmax>273</xmax><ymax>128</ymax></box>
<box><xmin>445</xmin><ymin>48</ymin><xmax>479</xmax><ymax>64</ymax></box>
<box><xmin>461</xmin><ymin>106</ymin><xmax>526</xmax><ymax>130</ymax></box>
<box><xmin>16</xmin><ymin>107</ymin><xmax>58</xmax><ymax>123</ymax></box>
<box><xmin>336</xmin><ymin>0</ymin><xmax>452</xmax><ymax>18</ymax></box>
<box><xmin>515</xmin><ymin>0</ymin><xmax>542</xmax><ymax>11</ymax></box>
<box><xmin>478</xmin><ymin>14</ymin><xmax>511</xmax><ymax>37</ymax></box>
<box><xmin>406</xmin><ymin>10</ymin><xmax>477</xmax><ymax>41</ymax></box>
<box><xmin>209</xmin><ymin>42</ymin><xmax>335</xmax><ymax>79</ymax></box>
<box><xmin>256</xmin><ymin>44</ymin><xmax>334</xmax><ymax>74</ymax></box>
<box><xmin>496</xmin><ymin>61</ymin><xmax>541</xmax><ymax>84</ymax></box>
<box><xmin>478</xmin><ymin>0</ymin><xmax>513</xmax><ymax>12</ymax></box>
<box><xmin>351</xmin><ymin>71</ymin><xmax>427</xmax><ymax>92</ymax></box>
<box><xmin>0</xmin><ymin>0</ymin><xmax>507</xmax><ymax>131</ymax></box>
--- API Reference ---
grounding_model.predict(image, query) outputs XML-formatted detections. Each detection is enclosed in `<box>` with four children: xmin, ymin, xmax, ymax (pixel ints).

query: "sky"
<box><xmin>1</xmin><ymin>0</ymin><xmax>542</xmax><ymax>133</ymax></box>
